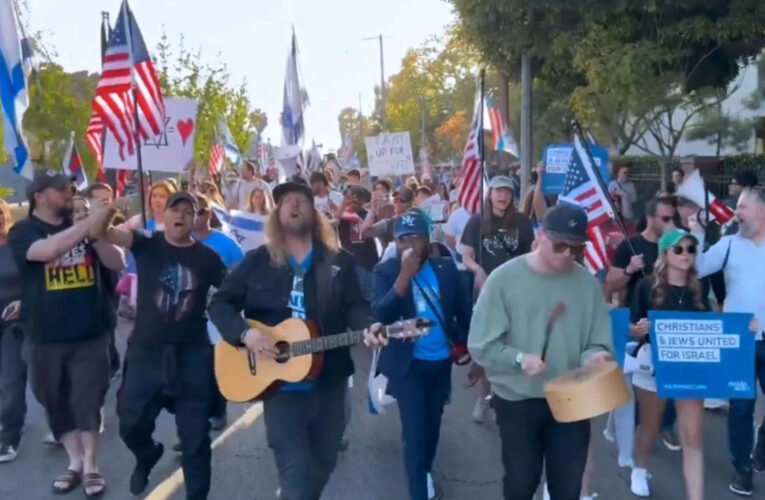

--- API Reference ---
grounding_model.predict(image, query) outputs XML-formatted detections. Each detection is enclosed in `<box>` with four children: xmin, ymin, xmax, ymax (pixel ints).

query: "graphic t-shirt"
<box><xmin>411</xmin><ymin>262</ymin><xmax>450</xmax><ymax>361</ymax></box>
<box><xmin>613</xmin><ymin>234</ymin><xmax>659</xmax><ymax>308</ymax></box>
<box><xmin>130</xmin><ymin>231</ymin><xmax>226</xmax><ymax>345</ymax></box>
<box><xmin>283</xmin><ymin>250</ymin><xmax>316</xmax><ymax>391</ymax></box>
<box><xmin>8</xmin><ymin>216</ymin><xmax>104</xmax><ymax>342</ymax></box>
<box><xmin>461</xmin><ymin>212</ymin><xmax>535</xmax><ymax>275</ymax></box>
<box><xmin>338</xmin><ymin>208</ymin><xmax>379</xmax><ymax>270</ymax></box>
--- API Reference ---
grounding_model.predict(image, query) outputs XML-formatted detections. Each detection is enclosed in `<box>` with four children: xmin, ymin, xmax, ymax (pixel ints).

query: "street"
<box><xmin>0</xmin><ymin>317</ymin><xmax>763</xmax><ymax>500</ymax></box>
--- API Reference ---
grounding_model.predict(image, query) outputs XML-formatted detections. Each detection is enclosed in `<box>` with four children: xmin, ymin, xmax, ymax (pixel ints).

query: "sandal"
<box><xmin>82</xmin><ymin>472</ymin><xmax>106</xmax><ymax>498</ymax></box>
<box><xmin>51</xmin><ymin>469</ymin><xmax>81</xmax><ymax>495</ymax></box>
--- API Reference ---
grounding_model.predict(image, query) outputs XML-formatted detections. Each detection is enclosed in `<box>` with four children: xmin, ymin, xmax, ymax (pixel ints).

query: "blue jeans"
<box><xmin>728</xmin><ymin>340</ymin><xmax>765</xmax><ymax>473</ymax></box>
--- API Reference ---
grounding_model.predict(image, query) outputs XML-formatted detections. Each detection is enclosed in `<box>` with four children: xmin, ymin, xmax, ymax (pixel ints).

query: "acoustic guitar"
<box><xmin>215</xmin><ymin>317</ymin><xmax>433</xmax><ymax>402</ymax></box>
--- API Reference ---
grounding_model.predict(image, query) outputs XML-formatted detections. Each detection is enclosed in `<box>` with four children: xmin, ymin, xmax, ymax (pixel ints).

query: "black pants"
<box><xmin>391</xmin><ymin>359</ymin><xmax>451</xmax><ymax>500</ymax></box>
<box><xmin>117</xmin><ymin>343</ymin><xmax>214</xmax><ymax>500</ymax></box>
<box><xmin>263</xmin><ymin>377</ymin><xmax>347</xmax><ymax>500</ymax></box>
<box><xmin>0</xmin><ymin>320</ymin><xmax>26</xmax><ymax>448</ymax></box>
<box><xmin>493</xmin><ymin>396</ymin><xmax>590</xmax><ymax>500</ymax></box>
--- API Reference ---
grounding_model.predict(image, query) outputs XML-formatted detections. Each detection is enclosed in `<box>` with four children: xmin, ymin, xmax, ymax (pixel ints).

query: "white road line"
<box><xmin>144</xmin><ymin>402</ymin><xmax>263</xmax><ymax>500</ymax></box>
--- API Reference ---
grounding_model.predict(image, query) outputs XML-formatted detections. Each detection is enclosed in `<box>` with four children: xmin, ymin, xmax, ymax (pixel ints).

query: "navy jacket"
<box><xmin>372</xmin><ymin>256</ymin><xmax>472</xmax><ymax>382</ymax></box>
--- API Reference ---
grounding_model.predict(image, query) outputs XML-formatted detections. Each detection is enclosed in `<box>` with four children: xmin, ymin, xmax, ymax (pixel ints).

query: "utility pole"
<box><xmin>419</xmin><ymin>96</ymin><xmax>426</xmax><ymax>148</ymax></box>
<box><xmin>364</xmin><ymin>34</ymin><xmax>388</xmax><ymax>131</ymax></box>
<box><xmin>520</xmin><ymin>54</ymin><xmax>533</xmax><ymax>199</ymax></box>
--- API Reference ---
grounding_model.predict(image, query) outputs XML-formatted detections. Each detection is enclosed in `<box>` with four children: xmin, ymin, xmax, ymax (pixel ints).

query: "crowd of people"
<box><xmin>0</xmin><ymin>159</ymin><xmax>763</xmax><ymax>500</ymax></box>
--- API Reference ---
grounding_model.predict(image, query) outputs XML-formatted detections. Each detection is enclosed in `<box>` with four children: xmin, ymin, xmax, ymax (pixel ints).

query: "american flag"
<box><xmin>485</xmin><ymin>95</ymin><xmax>519</xmax><ymax>158</ymax></box>
<box><xmin>456</xmin><ymin>91</ymin><xmax>484</xmax><ymax>214</ymax></box>
<box><xmin>558</xmin><ymin>133</ymin><xmax>616</xmax><ymax>274</ymax></box>
<box><xmin>85</xmin><ymin>111</ymin><xmax>107</xmax><ymax>181</ymax></box>
<box><xmin>209</xmin><ymin>141</ymin><xmax>223</xmax><ymax>176</ymax></box>
<box><xmin>62</xmin><ymin>133</ymin><xmax>88</xmax><ymax>191</ymax></box>
<box><xmin>91</xmin><ymin>0</ymin><xmax>165</xmax><ymax>162</ymax></box>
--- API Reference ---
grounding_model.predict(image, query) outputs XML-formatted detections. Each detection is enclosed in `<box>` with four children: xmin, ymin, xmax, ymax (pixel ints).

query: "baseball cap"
<box><xmin>393</xmin><ymin>186</ymin><xmax>414</xmax><ymax>204</ymax></box>
<box><xmin>731</xmin><ymin>171</ymin><xmax>758</xmax><ymax>188</ymax></box>
<box><xmin>659</xmin><ymin>228</ymin><xmax>698</xmax><ymax>254</ymax></box>
<box><xmin>26</xmin><ymin>169</ymin><xmax>72</xmax><ymax>201</ymax></box>
<box><xmin>488</xmin><ymin>175</ymin><xmax>517</xmax><ymax>192</ymax></box>
<box><xmin>541</xmin><ymin>205</ymin><xmax>588</xmax><ymax>243</ymax></box>
<box><xmin>166</xmin><ymin>191</ymin><xmax>199</xmax><ymax>212</ymax></box>
<box><xmin>394</xmin><ymin>209</ymin><xmax>429</xmax><ymax>238</ymax></box>
<box><xmin>272</xmin><ymin>178</ymin><xmax>314</xmax><ymax>204</ymax></box>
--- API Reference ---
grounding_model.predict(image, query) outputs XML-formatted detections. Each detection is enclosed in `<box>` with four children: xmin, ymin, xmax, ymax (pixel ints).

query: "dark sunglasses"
<box><xmin>659</xmin><ymin>215</ymin><xmax>673</xmax><ymax>223</ymax></box>
<box><xmin>552</xmin><ymin>241</ymin><xmax>585</xmax><ymax>256</ymax></box>
<box><xmin>672</xmin><ymin>244</ymin><xmax>696</xmax><ymax>255</ymax></box>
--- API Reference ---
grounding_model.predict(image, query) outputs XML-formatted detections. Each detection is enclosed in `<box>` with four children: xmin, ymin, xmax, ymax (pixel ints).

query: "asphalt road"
<box><xmin>0</xmin><ymin>317</ymin><xmax>763</xmax><ymax>500</ymax></box>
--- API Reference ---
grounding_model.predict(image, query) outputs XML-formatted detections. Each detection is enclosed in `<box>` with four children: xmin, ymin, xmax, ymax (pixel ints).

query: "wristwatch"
<box><xmin>515</xmin><ymin>351</ymin><xmax>524</xmax><ymax>367</ymax></box>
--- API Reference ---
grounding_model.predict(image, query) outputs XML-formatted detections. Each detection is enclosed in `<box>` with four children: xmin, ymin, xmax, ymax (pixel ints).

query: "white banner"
<box><xmin>103</xmin><ymin>98</ymin><xmax>198</xmax><ymax>173</ymax></box>
<box><xmin>364</xmin><ymin>132</ymin><xmax>415</xmax><ymax>177</ymax></box>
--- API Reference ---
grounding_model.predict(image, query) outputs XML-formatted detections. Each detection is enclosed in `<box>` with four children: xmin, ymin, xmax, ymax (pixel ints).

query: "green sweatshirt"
<box><xmin>468</xmin><ymin>255</ymin><xmax>613</xmax><ymax>401</ymax></box>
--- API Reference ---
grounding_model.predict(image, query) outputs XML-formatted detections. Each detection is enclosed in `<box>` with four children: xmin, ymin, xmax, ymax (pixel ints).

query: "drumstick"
<box><xmin>541</xmin><ymin>302</ymin><xmax>566</xmax><ymax>362</ymax></box>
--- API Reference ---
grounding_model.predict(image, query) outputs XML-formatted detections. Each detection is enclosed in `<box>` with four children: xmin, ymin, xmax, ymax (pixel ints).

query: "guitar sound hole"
<box><xmin>274</xmin><ymin>341</ymin><xmax>291</xmax><ymax>364</ymax></box>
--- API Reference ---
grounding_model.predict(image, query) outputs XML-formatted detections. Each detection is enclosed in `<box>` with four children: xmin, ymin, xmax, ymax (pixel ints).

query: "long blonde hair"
<box><xmin>0</xmin><ymin>198</ymin><xmax>13</xmax><ymax>236</ymax></box>
<box><xmin>651</xmin><ymin>252</ymin><xmax>705</xmax><ymax>310</ymax></box>
<box><xmin>248</xmin><ymin>187</ymin><xmax>275</xmax><ymax>216</ymax></box>
<box><xmin>265</xmin><ymin>202</ymin><xmax>338</xmax><ymax>265</ymax></box>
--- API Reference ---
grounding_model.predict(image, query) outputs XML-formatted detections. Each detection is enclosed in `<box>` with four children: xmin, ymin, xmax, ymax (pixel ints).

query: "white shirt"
<box><xmin>314</xmin><ymin>191</ymin><xmax>343</xmax><ymax>214</ymax></box>
<box><xmin>444</xmin><ymin>207</ymin><xmax>471</xmax><ymax>269</ymax></box>
<box><xmin>233</xmin><ymin>179</ymin><xmax>264</xmax><ymax>211</ymax></box>
<box><xmin>695</xmin><ymin>232</ymin><xmax>765</xmax><ymax>341</ymax></box>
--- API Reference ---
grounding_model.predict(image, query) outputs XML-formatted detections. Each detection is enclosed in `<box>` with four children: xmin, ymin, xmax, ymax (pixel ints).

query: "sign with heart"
<box><xmin>103</xmin><ymin>98</ymin><xmax>198</xmax><ymax>173</ymax></box>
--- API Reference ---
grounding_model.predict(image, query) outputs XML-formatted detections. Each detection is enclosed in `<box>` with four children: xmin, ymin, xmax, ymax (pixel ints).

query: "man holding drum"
<box><xmin>468</xmin><ymin>205</ymin><xmax>613</xmax><ymax>500</ymax></box>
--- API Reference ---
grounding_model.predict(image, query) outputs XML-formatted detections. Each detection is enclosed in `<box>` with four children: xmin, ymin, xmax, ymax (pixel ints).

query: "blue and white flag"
<box><xmin>281</xmin><ymin>29</ymin><xmax>307</xmax><ymax>148</ymax></box>
<box><xmin>218</xmin><ymin>119</ymin><xmax>241</xmax><ymax>166</ymax></box>
<box><xmin>211</xmin><ymin>204</ymin><xmax>267</xmax><ymax>253</ymax></box>
<box><xmin>0</xmin><ymin>0</ymin><xmax>33</xmax><ymax>179</ymax></box>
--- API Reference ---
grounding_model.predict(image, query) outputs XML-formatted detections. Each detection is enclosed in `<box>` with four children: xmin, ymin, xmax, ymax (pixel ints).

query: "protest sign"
<box><xmin>365</xmin><ymin>132</ymin><xmax>415</xmax><ymax>177</ymax></box>
<box><xmin>609</xmin><ymin>308</ymin><xmax>630</xmax><ymax>368</ymax></box>
<box><xmin>104</xmin><ymin>98</ymin><xmax>198</xmax><ymax>173</ymax></box>
<box><xmin>541</xmin><ymin>143</ymin><xmax>610</xmax><ymax>194</ymax></box>
<box><xmin>649</xmin><ymin>311</ymin><xmax>755</xmax><ymax>399</ymax></box>
<box><xmin>421</xmin><ymin>199</ymin><xmax>449</xmax><ymax>223</ymax></box>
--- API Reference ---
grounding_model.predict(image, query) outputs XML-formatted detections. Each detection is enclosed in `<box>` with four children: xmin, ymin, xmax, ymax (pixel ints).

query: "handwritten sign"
<box><xmin>649</xmin><ymin>311</ymin><xmax>755</xmax><ymax>399</ymax></box>
<box><xmin>365</xmin><ymin>132</ymin><xmax>415</xmax><ymax>177</ymax></box>
<box><xmin>104</xmin><ymin>98</ymin><xmax>198</xmax><ymax>173</ymax></box>
<box><xmin>541</xmin><ymin>143</ymin><xmax>610</xmax><ymax>194</ymax></box>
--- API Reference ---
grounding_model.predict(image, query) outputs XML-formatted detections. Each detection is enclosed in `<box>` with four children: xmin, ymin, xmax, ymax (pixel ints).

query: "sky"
<box><xmin>25</xmin><ymin>0</ymin><xmax>456</xmax><ymax>154</ymax></box>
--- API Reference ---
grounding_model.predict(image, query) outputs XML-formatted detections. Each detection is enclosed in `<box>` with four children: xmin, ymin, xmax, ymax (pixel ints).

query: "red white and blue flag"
<box><xmin>456</xmin><ymin>88</ymin><xmax>484</xmax><ymax>214</ymax></box>
<box><xmin>677</xmin><ymin>169</ymin><xmax>735</xmax><ymax>224</ymax></box>
<box><xmin>63</xmin><ymin>133</ymin><xmax>88</xmax><ymax>191</ymax></box>
<box><xmin>484</xmin><ymin>95</ymin><xmax>519</xmax><ymax>158</ymax></box>
<box><xmin>558</xmin><ymin>133</ymin><xmax>615</xmax><ymax>274</ymax></box>
<box><xmin>91</xmin><ymin>0</ymin><xmax>165</xmax><ymax>161</ymax></box>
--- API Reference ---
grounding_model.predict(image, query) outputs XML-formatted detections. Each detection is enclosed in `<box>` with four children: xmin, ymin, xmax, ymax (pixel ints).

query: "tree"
<box><xmin>337</xmin><ymin>106</ymin><xmax>377</xmax><ymax>164</ymax></box>
<box><xmin>685</xmin><ymin>91</ymin><xmax>753</xmax><ymax>156</ymax></box>
<box><xmin>156</xmin><ymin>33</ymin><xmax>268</xmax><ymax>170</ymax></box>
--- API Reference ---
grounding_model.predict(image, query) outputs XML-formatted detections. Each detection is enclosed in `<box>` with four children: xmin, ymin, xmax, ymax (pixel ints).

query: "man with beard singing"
<box><xmin>209</xmin><ymin>179</ymin><xmax>376</xmax><ymax>500</ymax></box>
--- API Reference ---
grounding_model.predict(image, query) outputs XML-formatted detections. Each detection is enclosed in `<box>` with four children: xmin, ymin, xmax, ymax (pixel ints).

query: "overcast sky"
<box><xmin>26</xmin><ymin>0</ymin><xmax>456</xmax><ymax>153</ymax></box>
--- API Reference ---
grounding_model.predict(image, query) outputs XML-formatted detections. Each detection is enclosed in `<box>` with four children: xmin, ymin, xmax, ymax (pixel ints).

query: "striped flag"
<box><xmin>62</xmin><ymin>132</ymin><xmax>88</xmax><ymax>191</ymax></box>
<box><xmin>677</xmin><ymin>169</ymin><xmax>735</xmax><ymax>224</ymax></box>
<box><xmin>208</xmin><ymin>142</ymin><xmax>223</xmax><ymax>176</ymax></box>
<box><xmin>456</xmin><ymin>88</ymin><xmax>484</xmax><ymax>214</ymax></box>
<box><xmin>558</xmin><ymin>133</ymin><xmax>615</xmax><ymax>274</ymax></box>
<box><xmin>85</xmin><ymin>111</ymin><xmax>107</xmax><ymax>181</ymax></box>
<box><xmin>91</xmin><ymin>0</ymin><xmax>165</xmax><ymax>162</ymax></box>
<box><xmin>484</xmin><ymin>95</ymin><xmax>519</xmax><ymax>158</ymax></box>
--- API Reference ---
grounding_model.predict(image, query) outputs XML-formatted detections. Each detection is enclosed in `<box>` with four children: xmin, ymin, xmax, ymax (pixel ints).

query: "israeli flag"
<box><xmin>211</xmin><ymin>204</ymin><xmax>266</xmax><ymax>253</ymax></box>
<box><xmin>218</xmin><ymin>119</ymin><xmax>241</xmax><ymax>166</ymax></box>
<box><xmin>0</xmin><ymin>0</ymin><xmax>33</xmax><ymax>179</ymax></box>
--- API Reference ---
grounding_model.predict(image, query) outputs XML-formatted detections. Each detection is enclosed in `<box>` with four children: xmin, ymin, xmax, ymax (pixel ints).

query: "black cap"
<box><xmin>541</xmin><ymin>204</ymin><xmax>588</xmax><ymax>243</ymax></box>
<box><xmin>166</xmin><ymin>191</ymin><xmax>198</xmax><ymax>212</ymax></box>
<box><xmin>26</xmin><ymin>169</ymin><xmax>72</xmax><ymax>201</ymax></box>
<box><xmin>273</xmin><ymin>178</ymin><xmax>314</xmax><ymax>204</ymax></box>
<box><xmin>731</xmin><ymin>171</ymin><xmax>758</xmax><ymax>188</ymax></box>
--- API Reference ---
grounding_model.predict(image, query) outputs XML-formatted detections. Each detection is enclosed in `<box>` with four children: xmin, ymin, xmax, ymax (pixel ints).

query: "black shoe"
<box><xmin>729</xmin><ymin>469</ymin><xmax>753</xmax><ymax>496</ymax></box>
<box><xmin>130</xmin><ymin>442</ymin><xmax>164</xmax><ymax>495</ymax></box>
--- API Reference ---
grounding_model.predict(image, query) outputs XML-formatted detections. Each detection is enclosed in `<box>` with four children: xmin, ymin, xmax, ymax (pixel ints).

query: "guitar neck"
<box><xmin>291</xmin><ymin>323</ymin><xmax>406</xmax><ymax>357</ymax></box>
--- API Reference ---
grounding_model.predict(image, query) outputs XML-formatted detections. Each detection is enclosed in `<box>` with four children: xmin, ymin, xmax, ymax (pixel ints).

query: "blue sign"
<box><xmin>649</xmin><ymin>311</ymin><xmax>755</xmax><ymax>399</ymax></box>
<box><xmin>609</xmin><ymin>308</ymin><xmax>630</xmax><ymax>368</ymax></box>
<box><xmin>541</xmin><ymin>143</ymin><xmax>611</xmax><ymax>194</ymax></box>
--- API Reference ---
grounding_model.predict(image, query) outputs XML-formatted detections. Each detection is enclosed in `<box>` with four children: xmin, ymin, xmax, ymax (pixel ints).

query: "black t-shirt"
<box><xmin>131</xmin><ymin>230</ymin><xmax>226</xmax><ymax>345</ymax></box>
<box><xmin>338</xmin><ymin>208</ymin><xmax>379</xmax><ymax>271</ymax></box>
<box><xmin>8</xmin><ymin>216</ymin><xmax>104</xmax><ymax>342</ymax></box>
<box><xmin>460</xmin><ymin>212</ymin><xmax>534</xmax><ymax>275</ymax></box>
<box><xmin>613</xmin><ymin>234</ymin><xmax>659</xmax><ymax>307</ymax></box>
<box><xmin>631</xmin><ymin>276</ymin><xmax>710</xmax><ymax>327</ymax></box>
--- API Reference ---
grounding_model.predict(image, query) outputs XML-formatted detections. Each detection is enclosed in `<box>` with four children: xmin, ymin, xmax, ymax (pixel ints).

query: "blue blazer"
<box><xmin>372</xmin><ymin>256</ymin><xmax>472</xmax><ymax>383</ymax></box>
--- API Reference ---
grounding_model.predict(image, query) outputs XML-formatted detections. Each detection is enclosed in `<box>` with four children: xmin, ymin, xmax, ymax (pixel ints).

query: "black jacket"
<box><xmin>209</xmin><ymin>243</ymin><xmax>373</xmax><ymax>380</ymax></box>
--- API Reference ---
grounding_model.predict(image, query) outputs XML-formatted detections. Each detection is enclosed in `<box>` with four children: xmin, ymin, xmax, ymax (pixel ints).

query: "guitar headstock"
<box><xmin>386</xmin><ymin>318</ymin><xmax>434</xmax><ymax>340</ymax></box>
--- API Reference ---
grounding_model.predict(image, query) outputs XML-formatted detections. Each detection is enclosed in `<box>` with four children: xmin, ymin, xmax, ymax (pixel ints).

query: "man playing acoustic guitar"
<box><xmin>209</xmin><ymin>178</ymin><xmax>378</xmax><ymax>500</ymax></box>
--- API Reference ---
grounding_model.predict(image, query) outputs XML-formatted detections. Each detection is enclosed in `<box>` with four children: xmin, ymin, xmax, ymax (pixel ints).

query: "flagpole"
<box><xmin>125</xmin><ymin>9</ymin><xmax>148</xmax><ymax>229</ymax></box>
<box><xmin>477</xmin><ymin>68</ymin><xmax>486</xmax><ymax>299</ymax></box>
<box><xmin>99</xmin><ymin>11</ymin><xmax>110</xmax><ymax>187</ymax></box>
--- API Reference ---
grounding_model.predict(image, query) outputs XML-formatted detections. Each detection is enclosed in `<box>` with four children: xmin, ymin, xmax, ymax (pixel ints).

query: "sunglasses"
<box><xmin>551</xmin><ymin>241</ymin><xmax>585</xmax><ymax>256</ymax></box>
<box><xmin>671</xmin><ymin>244</ymin><xmax>696</xmax><ymax>255</ymax></box>
<box><xmin>657</xmin><ymin>215</ymin><xmax>673</xmax><ymax>223</ymax></box>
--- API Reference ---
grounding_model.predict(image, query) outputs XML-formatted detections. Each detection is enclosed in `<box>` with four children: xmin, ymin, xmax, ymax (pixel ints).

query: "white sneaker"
<box><xmin>42</xmin><ymin>432</ymin><xmax>59</xmax><ymax>446</ymax></box>
<box><xmin>581</xmin><ymin>494</ymin><xmax>598</xmax><ymax>500</ymax></box>
<box><xmin>704</xmin><ymin>398</ymin><xmax>727</xmax><ymax>410</ymax></box>
<box><xmin>427</xmin><ymin>473</ymin><xmax>436</xmax><ymax>499</ymax></box>
<box><xmin>0</xmin><ymin>445</ymin><xmax>18</xmax><ymax>463</ymax></box>
<box><xmin>630</xmin><ymin>468</ymin><xmax>650</xmax><ymax>497</ymax></box>
<box><xmin>543</xmin><ymin>482</ymin><xmax>550</xmax><ymax>500</ymax></box>
<box><xmin>472</xmin><ymin>396</ymin><xmax>491</xmax><ymax>423</ymax></box>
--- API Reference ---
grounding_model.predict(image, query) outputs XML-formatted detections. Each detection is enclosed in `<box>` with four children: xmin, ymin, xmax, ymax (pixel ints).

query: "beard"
<box><xmin>55</xmin><ymin>201</ymin><xmax>74</xmax><ymax>220</ymax></box>
<box><xmin>281</xmin><ymin>214</ymin><xmax>313</xmax><ymax>236</ymax></box>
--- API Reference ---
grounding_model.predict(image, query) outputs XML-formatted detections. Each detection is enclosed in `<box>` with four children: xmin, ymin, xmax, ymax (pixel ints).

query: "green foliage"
<box><xmin>685</xmin><ymin>101</ymin><xmax>753</xmax><ymax>156</ymax></box>
<box><xmin>156</xmin><ymin>33</ymin><xmax>267</xmax><ymax>170</ymax></box>
<box><xmin>337</xmin><ymin>106</ymin><xmax>377</xmax><ymax>164</ymax></box>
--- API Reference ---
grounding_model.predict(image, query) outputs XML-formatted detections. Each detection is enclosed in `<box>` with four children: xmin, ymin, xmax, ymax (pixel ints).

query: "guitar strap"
<box><xmin>313</xmin><ymin>246</ymin><xmax>332</xmax><ymax>335</ymax></box>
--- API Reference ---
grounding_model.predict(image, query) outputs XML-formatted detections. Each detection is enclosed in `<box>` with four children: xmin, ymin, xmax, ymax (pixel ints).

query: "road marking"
<box><xmin>144</xmin><ymin>402</ymin><xmax>263</xmax><ymax>500</ymax></box>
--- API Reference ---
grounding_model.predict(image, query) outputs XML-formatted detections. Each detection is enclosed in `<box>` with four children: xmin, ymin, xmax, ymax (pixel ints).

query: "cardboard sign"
<box><xmin>103</xmin><ymin>98</ymin><xmax>198</xmax><ymax>173</ymax></box>
<box><xmin>365</xmin><ymin>132</ymin><xmax>415</xmax><ymax>177</ymax></box>
<box><xmin>541</xmin><ymin>143</ymin><xmax>610</xmax><ymax>194</ymax></box>
<box><xmin>649</xmin><ymin>311</ymin><xmax>755</xmax><ymax>399</ymax></box>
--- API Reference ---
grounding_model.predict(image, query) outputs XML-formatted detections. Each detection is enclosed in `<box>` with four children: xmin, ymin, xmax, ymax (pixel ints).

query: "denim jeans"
<box><xmin>0</xmin><ymin>320</ymin><xmax>27</xmax><ymax>448</ymax></box>
<box><xmin>728</xmin><ymin>340</ymin><xmax>765</xmax><ymax>473</ymax></box>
